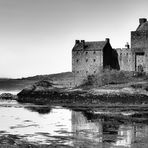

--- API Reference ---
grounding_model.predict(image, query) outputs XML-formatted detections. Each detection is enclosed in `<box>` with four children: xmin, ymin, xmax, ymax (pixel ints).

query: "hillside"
<box><xmin>20</xmin><ymin>72</ymin><xmax>73</xmax><ymax>81</ymax></box>
<box><xmin>0</xmin><ymin>72</ymin><xmax>73</xmax><ymax>91</ymax></box>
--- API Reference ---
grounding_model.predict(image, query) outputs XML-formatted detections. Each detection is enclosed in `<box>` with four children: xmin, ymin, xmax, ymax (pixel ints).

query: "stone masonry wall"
<box><xmin>131</xmin><ymin>31</ymin><xmax>148</xmax><ymax>72</ymax></box>
<box><xmin>131</xmin><ymin>31</ymin><xmax>148</xmax><ymax>49</ymax></box>
<box><xmin>116</xmin><ymin>48</ymin><xmax>133</xmax><ymax>71</ymax></box>
<box><xmin>72</xmin><ymin>50</ymin><xmax>103</xmax><ymax>86</ymax></box>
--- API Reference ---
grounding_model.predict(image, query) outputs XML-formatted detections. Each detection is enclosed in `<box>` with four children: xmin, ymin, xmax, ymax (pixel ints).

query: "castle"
<box><xmin>72</xmin><ymin>18</ymin><xmax>148</xmax><ymax>85</ymax></box>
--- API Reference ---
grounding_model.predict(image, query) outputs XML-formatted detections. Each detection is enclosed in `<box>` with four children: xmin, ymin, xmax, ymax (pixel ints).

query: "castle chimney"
<box><xmin>81</xmin><ymin>40</ymin><xmax>85</xmax><ymax>44</ymax></box>
<box><xmin>75</xmin><ymin>40</ymin><xmax>80</xmax><ymax>44</ymax></box>
<box><xmin>81</xmin><ymin>40</ymin><xmax>85</xmax><ymax>48</ymax></box>
<box><xmin>139</xmin><ymin>18</ymin><xmax>147</xmax><ymax>25</ymax></box>
<box><xmin>125</xmin><ymin>42</ymin><xmax>130</xmax><ymax>49</ymax></box>
<box><xmin>105</xmin><ymin>38</ymin><xmax>110</xmax><ymax>43</ymax></box>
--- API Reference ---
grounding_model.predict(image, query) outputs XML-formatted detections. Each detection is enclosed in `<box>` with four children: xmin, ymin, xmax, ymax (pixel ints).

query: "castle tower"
<box><xmin>131</xmin><ymin>18</ymin><xmax>148</xmax><ymax>72</ymax></box>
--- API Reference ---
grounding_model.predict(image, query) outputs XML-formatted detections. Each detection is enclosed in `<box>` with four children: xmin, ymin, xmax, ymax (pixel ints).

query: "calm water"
<box><xmin>1</xmin><ymin>93</ymin><xmax>148</xmax><ymax>147</ymax></box>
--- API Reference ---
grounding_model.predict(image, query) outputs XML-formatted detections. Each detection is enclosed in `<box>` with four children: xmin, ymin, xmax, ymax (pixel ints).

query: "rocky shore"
<box><xmin>16</xmin><ymin>80</ymin><xmax>148</xmax><ymax>105</ymax></box>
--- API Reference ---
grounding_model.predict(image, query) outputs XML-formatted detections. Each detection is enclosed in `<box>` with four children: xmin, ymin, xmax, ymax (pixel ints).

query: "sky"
<box><xmin>0</xmin><ymin>0</ymin><xmax>148</xmax><ymax>78</ymax></box>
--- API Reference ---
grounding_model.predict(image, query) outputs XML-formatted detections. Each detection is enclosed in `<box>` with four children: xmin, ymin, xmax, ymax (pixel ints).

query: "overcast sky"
<box><xmin>0</xmin><ymin>0</ymin><xmax>148</xmax><ymax>78</ymax></box>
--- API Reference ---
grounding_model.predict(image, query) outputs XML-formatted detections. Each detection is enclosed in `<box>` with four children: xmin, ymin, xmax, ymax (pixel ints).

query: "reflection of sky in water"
<box><xmin>1</xmin><ymin>99</ymin><xmax>148</xmax><ymax>147</ymax></box>
<box><xmin>0</xmin><ymin>101</ymin><xmax>72</xmax><ymax>144</ymax></box>
<box><xmin>0</xmin><ymin>90</ymin><xmax>19</xmax><ymax>95</ymax></box>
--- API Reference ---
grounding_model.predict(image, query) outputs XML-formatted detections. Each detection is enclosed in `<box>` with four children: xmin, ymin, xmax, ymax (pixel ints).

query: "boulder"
<box><xmin>17</xmin><ymin>80</ymin><xmax>63</xmax><ymax>98</ymax></box>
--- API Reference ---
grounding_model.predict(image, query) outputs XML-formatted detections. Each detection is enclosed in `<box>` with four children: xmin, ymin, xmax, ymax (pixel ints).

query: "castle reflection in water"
<box><xmin>71</xmin><ymin>110</ymin><xmax>148</xmax><ymax>148</ymax></box>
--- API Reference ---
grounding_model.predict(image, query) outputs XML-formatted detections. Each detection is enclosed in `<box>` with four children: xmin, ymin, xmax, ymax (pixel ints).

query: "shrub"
<box><xmin>81</xmin><ymin>69</ymin><xmax>136</xmax><ymax>88</ymax></box>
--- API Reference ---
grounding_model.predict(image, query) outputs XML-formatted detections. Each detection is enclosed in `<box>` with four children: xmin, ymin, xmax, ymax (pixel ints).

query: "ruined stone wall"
<box><xmin>72</xmin><ymin>50</ymin><xmax>103</xmax><ymax>86</ymax></box>
<box><xmin>116</xmin><ymin>48</ymin><xmax>133</xmax><ymax>71</ymax></box>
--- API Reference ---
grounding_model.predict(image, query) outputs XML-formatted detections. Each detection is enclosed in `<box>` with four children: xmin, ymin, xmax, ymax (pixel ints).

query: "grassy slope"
<box><xmin>80</xmin><ymin>70</ymin><xmax>148</xmax><ymax>90</ymax></box>
<box><xmin>0</xmin><ymin>72</ymin><xmax>73</xmax><ymax>91</ymax></box>
<box><xmin>1</xmin><ymin>69</ymin><xmax>148</xmax><ymax>92</ymax></box>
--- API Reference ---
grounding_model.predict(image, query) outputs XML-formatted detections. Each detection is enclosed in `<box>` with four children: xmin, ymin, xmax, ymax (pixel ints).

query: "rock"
<box><xmin>17</xmin><ymin>80</ymin><xmax>63</xmax><ymax>98</ymax></box>
<box><xmin>35</xmin><ymin>80</ymin><xmax>53</xmax><ymax>87</ymax></box>
<box><xmin>17</xmin><ymin>80</ymin><xmax>148</xmax><ymax>105</ymax></box>
<box><xmin>0</xmin><ymin>93</ymin><xmax>17</xmax><ymax>100</ymax></box>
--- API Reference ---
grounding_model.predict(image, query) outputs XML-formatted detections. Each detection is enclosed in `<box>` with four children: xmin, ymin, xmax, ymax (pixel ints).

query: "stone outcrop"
<box><xmin>17</xmin><ymin>80</ymin><xmax>65</xmax><ymax>98</ymax></box>
<box><xmin>0</xmin><ymin>93</ymin><xmax>17</xmax><ymax>100</ymax></box>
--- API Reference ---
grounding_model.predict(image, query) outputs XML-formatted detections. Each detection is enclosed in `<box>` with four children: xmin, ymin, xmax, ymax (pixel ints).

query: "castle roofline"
<box><xmin>136</xmin><ymin>18</ymin><xmax>148</xmax><ymax>31</ymax></box>
<box><xmin>72</xmin><ymin>39</ymin><xmax>110</xmax><ymax>51</ymax></box>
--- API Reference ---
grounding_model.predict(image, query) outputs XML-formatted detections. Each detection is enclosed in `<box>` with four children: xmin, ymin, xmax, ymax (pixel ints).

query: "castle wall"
<box><xmin>131</xmin><ymin>31</ymin><xmax>148</xmax><ymax>72</ymax></box>
<box><xmin>116</xmin><ymin>48</ymin><xmax>133</xmax><ymax>71</ymax></box>
<box><xmin>72</xmin><ymin>50</ymin><xmax>103</xmax><ymax>85</ymax></box>
<box><xmin>131</xmin><ymin>31</ymin><xmax>148</xmax><ymax>49</ymax></box>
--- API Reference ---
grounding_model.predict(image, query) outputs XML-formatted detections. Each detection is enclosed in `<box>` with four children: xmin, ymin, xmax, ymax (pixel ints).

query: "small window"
<box><xmin>126</xmin><ymin>53</ymin><xmax>128</xmax><ymax>56</ymax></box>
<box><xmin>76</xmin><ymin>51</ymin><xmax>79</xmax><ymax>54</ymax></box>
<box><xmin>86</xmin><ymin>71</ymin><xmax>88</xmax><ymax>74</ymax></box>
<box><xmin>93</xmin><ymin>59</ymin><xmax>96</xmax><ymax>62</ymax></box>
<box><xmin>76</xmin><ymin>59</ymin><xmax>79</xmax><ymax>63</ymax></box>
<box><xmin>85</xmin><ymin>51</ymin><xmax>88</xmax><ymax>55</ymax></box>
<box><xmin>93</xmin><ymin>51</ymin><xmax>96</xmax><ymax>54</ymax></box>
<box><xmin>86</xmin><ymin>59</ymin><xmax>88</xmax><ymax>62</ymax></box>
<box><xmin>94</xmin><ymin>71</ymin><xmax>96</xmax><ymax>74</ymax></box>
<box><xmin>77</xmin><ymin>71</ymin><xmax>79</xmax><ymax>74</ymax></box>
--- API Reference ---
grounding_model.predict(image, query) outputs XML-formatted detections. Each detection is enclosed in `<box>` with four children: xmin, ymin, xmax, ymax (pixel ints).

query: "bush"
<box><xmin>81</xmin><ymin>69</ymin><xmax>135</xmax><ymax>88</ymax></box>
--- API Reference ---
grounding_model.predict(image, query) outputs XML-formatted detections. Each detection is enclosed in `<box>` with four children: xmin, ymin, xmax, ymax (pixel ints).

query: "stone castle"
<box><xmin>72</xmin><ymin>18</ymin><xmax>148</xmax><ymax>85</ymax></box>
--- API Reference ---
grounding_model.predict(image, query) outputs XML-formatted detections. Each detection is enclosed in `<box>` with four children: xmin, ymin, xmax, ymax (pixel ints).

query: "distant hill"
<box><xmin>20</xmin><ymin>72</ymin><xmax>73</xmax><ymax>81</ymax></box>
<box><xmin>0</xmin><ymin>72</ymin><xmax>74</xmax><ymax>91</ymax></box>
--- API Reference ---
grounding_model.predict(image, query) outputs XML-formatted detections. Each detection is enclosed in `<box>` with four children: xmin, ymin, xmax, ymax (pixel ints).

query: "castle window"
<box><xmin>76</xmin><ymin>59</ymin><xmax>79</xmax><ymax>63</ymax></box>
<box><xmin>93</xmin><ymin>51</ymin><xmax>96</xmax><ymax>54</ymax></box>
<box><xmin>86</xmin><ymin>59</ymin><xmax>88</xmax><ymax>62</ymax></box>
<box><xmin>93</xmin><ymin>59</ymin><xmax>96</xmax><ymax>62</ymax></box>
<box><xmin>85</xmin><ymin>51</ymin><xmax>88</xmax><ymax>55</ymax></box>
<box><xmin>77</xmin><ymin>71</ymin><xmax>79</xmax><ymax>74</ymax></box>
<box><xmin>94</xmin><ymin>71</ymin><xmax>96</xmax><ymax>74</ymax></box>
<box><xmin>86</xmin><ymin>71</ymin><xmax>88</xmax><ymax>74</ymax></box>
<box><xmin>76</xmin><ymin>51</ymin><xmax>79</xmax><ymax>54</ymax></box>
<box><xmin>126</xmin><ymin>53</ymin><xmax>128</xmax><ymax>56</ymax></box>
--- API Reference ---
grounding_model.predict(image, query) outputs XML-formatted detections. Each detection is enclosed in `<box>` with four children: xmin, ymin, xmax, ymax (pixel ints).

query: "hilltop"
<box><xmin>0</xmin><ymin>72</ymin><xmax>73</xmax><ymax>91</ymax></box>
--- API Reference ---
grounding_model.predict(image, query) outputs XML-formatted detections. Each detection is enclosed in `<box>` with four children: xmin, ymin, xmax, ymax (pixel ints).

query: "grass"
<box><xmin>80</xmin><ymin>69</ymin><xmax>147</xmax><ymax>89</ymax></box>
<box><xmin>0</xmin><ymin>72</ymin><xmax>74</xmax><ymax>91</ymax></box>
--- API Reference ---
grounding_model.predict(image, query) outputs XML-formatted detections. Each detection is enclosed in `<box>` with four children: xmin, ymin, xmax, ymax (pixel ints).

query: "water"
<box><xmin>1</xmin><ymin>95</ymin><xmax>148</xmax><ymax>147</ymax></box>
<box><xmin>0</xmin><ymin>90</ymin><xmax>19</xmax><ymax>95</ymax></box>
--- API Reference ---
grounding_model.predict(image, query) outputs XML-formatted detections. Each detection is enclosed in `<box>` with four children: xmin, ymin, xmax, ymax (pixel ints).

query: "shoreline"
<box><xmin>17</xmin><ymin>86</ymin><xmax>148</xmax><ymax>105</ymax></box>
